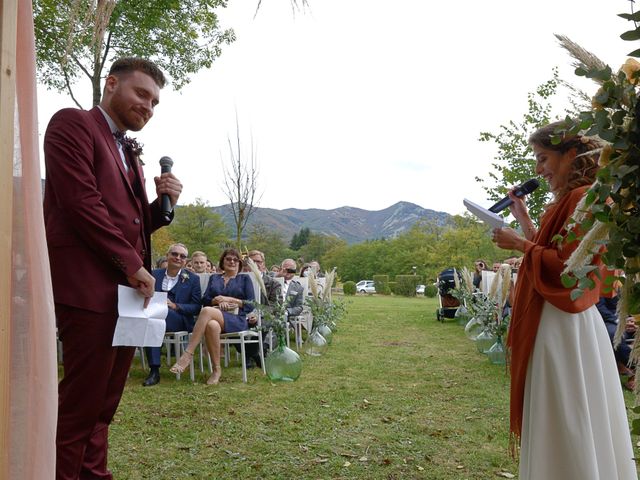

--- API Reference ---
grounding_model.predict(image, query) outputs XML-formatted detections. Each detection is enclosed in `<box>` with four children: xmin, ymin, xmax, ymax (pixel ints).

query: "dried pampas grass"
<box><xmin>245</xmin><ymin>257</ymin><xmax>267</xmax><ymax>302</ymax></box>
<box><xmin>323</xmin><ymin>268</ymin><xmax>336</xmax><ymax>303</ymax></box>
<box><xmin>563</xmin><ymin>220</ymin><xmax>609</xmax><ymax>275</ymax></box>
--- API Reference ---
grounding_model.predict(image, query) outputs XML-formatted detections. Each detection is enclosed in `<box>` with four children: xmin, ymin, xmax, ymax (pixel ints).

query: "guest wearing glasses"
<box><xmin>143</xmin><ymin>243</ymin><xmax>202</xmax><ymax>386</ymax></box>
<box><xmin>171</xmin><ymin>247</ymin><xmax>255</xmax><ymax>384</ymax></box>
<box><xmin>278</xmin><ymin>259</ymin><xmax>305</xmax><ymax>317</ymax></box>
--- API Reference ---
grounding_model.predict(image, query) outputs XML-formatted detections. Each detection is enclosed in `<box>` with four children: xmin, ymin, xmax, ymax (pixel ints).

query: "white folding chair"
<box><xmin>285</xmin><ymin>276</ymin><xmax>309</xmax><ymax>349</ymax></box>
<box><xmin>137</xmin><ymin>347</ymin><xmax>147</xmax><ymax>371</ymax></box>
<box><xmin>218</xmin><ymin>273</ymin><xmax>266</xmax><ymax>382</ymax></box>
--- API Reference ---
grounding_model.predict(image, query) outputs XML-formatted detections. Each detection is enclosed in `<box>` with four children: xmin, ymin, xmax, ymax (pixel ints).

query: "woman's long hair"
<box><xmin>529</xmin><ymin>121</ymin><xmax>602</xmax><ymax>203</ymax></box>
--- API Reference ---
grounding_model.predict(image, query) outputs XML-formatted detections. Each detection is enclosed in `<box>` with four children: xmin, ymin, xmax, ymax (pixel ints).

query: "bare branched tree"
<box><xmin>222</xmin><ymin>117</ymin><xmax>262</xmax><ymax>249</ymax></box>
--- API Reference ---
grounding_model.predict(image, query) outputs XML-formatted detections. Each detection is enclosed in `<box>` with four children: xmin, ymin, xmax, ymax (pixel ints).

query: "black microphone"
<box><xmin>488</xmin><ymin>178</ymin><xmax>540</xmax><ymax>213</ymax></box>
<box><xmin>159</xmin><ymin>156</ymin><xmax>174</xmax><ymax>221</ymax></box>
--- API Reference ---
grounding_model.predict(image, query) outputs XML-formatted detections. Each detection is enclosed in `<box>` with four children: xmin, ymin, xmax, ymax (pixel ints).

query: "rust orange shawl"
<box><xmin>508</xmin><ymin>186</ymin><xmax>602</xmax><ymax>447</ymax></box>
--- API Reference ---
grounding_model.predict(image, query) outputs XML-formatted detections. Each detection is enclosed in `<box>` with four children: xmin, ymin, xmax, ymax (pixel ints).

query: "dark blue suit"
<box><xmin>145</xmin><ymin>268</ymin><xmax>202</xmax><ymax>367</ymax></box>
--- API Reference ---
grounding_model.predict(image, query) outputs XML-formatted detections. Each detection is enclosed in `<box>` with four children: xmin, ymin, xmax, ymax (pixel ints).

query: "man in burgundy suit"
<box><xmin>43</xmin><ymin>58</ymin><xmax>183</xmax><ymax>480</ymax></box>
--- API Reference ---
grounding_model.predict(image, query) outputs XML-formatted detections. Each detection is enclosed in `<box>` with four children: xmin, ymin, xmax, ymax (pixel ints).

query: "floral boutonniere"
<box><xmin>121</xmin><ymin>135</ymin><xmax>145</xmax><ymax>165</ymax></box>
<box><xmin>180</xmin><ymin>272</ymin><xmax>190</xmax><ymax>283</ymax></box>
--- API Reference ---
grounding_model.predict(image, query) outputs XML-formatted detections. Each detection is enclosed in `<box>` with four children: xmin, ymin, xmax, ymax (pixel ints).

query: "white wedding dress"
<box><xmin>519</xmin><ymin>301</ymin><xmax>638</xmax><ymax>479</ymax></box>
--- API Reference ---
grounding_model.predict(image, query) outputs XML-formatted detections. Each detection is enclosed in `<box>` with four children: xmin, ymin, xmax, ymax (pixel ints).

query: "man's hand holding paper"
<box><xmin>113</xmin><ymin>285</ymin><xmax>168</xmax><ymax>347</ymax></box>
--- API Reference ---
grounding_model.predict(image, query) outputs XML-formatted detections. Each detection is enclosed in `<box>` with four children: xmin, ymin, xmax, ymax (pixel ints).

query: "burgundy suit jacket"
<box><xmin>43</xmin><ymin>107</ymin><xmax>171</xmax><ymax>313</ymax></box>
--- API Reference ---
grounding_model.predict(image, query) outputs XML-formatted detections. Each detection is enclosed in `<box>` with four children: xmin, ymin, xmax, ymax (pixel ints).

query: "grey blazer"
<box><xmin>284</xmin><ymin>279</ymin><xmax>305</xmax><ymax>316</ymax></box>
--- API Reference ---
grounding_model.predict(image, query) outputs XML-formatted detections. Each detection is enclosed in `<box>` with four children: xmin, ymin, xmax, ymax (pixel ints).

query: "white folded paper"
<box><xmin>463</xmin><ymin>198</ymin><xmax>505</xmax><ymax>229</ymax></box>
<box><xmin>113</xmin><ymin>285</ymin><xmax>168</xmax><ymax>347</ymax></box>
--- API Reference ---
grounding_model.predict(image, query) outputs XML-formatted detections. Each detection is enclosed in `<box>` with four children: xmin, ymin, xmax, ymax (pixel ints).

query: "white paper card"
<box><xmin>463</xmin><ymin>198</ymin><xmax>505</xmax><ymax>229</ymax></box>
<box><xmin>113</xmin><ymin>285</ymin><xmax>167</xmax><ymax>347</ymax></box>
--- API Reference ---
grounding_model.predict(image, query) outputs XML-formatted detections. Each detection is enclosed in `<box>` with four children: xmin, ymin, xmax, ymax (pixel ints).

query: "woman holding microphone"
<box><xmin>492</xmin><ymin>122</ymin><xmax>636</xmax><ymax>480</ymax></box>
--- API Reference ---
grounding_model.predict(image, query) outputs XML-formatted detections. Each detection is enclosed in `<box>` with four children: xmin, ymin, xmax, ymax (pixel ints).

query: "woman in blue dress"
<box><xmin>171</xmin><ymin>248</ymin><xmax>255</xmax><ymax>384</ymax></box>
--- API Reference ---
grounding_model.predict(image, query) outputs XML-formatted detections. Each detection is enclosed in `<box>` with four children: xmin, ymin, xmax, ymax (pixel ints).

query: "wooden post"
<box><xmin>0</xmin><ymin>0</ymin><xmax>17</xmax><ymax>475</ymax></box>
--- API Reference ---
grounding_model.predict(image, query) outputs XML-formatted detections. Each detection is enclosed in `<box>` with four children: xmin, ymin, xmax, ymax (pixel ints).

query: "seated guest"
<box><xmin>143</xmin><ymin>243</ymin><xmax>202</xmax><ymax>386</ymax></box>
<box><xmin>596</xmin><ymin>294</ymin><xmax>636</xmax><ymax>390</ymax></box>
<box><xmin>191</xmin><ymin>251</ymin><xmax>208</xmax><ymax>273</ymax></box>
<box><xmin>191</xmin><ymin>250</ymin><xmax>211</xmax><ymax>297</ymax></box>
<box><xmin>206</xmin><ymin>259</ymin><xmax>216</xmax><ymax>274</ymax></box>
<box><xmin>278</xmin><ymin>259</ymin><xmax>304</xmax><ymax>317</ymax></box>
<box><xmin>171</xmin><ymin>248</ymin><xmax>255</xmax><ymax>385</ymax></box>
<box><xmin>243</xmin><ymin>250</ymin><xmax>283</xmax><ymax>367</ymax></box>
<box><xmin>156</xmin><ymin>256</ymin><xmax>168</xmax><ymax>269</ymax></box>
<box><xmin>472</xmin><ymin>259</ymin><xmax>487</xmax><ymax>289</ymax></box>
<box><xmin>299</xmin><ymin>263</ymin><xmax>313</xmax><ymax>278</ymax></box>
<box><xmin>309</xmin><ymin>260</ymin><xmax>323</xmax><ymax>277</ymax></box>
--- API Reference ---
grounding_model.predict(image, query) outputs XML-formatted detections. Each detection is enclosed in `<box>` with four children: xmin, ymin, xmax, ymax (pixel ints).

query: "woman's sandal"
<box><xmin>170</xmin><ymin>350</ymin><xmax>194</xmax><ymax>374</ymax></box>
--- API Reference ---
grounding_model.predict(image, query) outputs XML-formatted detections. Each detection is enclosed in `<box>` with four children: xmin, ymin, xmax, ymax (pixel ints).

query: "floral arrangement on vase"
<box><xmin>303</xmin><ymin>268</ymin><xmax>347</xmax><ymax>354</ymax></box>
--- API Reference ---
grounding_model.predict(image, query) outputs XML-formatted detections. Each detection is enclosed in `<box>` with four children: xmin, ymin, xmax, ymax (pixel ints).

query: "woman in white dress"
<box><xmin>492</xmin><ymin>122</ymin><xmax>637</xmax><ymax>480</ymax></box>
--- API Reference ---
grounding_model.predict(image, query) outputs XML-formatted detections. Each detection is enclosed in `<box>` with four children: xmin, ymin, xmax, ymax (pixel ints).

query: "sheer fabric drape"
<box><xmin>7</xmin><ymin>0</ymin><xmax>58</xmax><ymax>477</ymax></box>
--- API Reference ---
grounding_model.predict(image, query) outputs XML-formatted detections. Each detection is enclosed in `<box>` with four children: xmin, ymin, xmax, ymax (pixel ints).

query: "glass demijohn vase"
<box><xmin>454</xmin><ymin>305</ymin><xmax>469</xmax><ymax>326</ymax></box>
<box><xmin>475</xmin><ymin>327</ymin><xmax>496</xmax><ymax>354</ymax></box>
<box><xmin>318</xmin><ymin>324</ymin><xmax>333</xmax><ymax>345</ymax></box>
<box><xmin>464</xmin><ymin>316</ymin><xmax>483</xmax><ymax>341</ymax></box>
<box><xmin>265</xmin><ymin>336</ymin><xmax>302</xmax><ymax>382</ymax></box>
<box><xmin>303</xmin><ymin>328</ymin><xmax>328</xmax><ymax>356</ymax></box>
<box><xmin>487</xmin><ymin>336</ymin><xmax>507</xmax><ymax>365</ymax></box>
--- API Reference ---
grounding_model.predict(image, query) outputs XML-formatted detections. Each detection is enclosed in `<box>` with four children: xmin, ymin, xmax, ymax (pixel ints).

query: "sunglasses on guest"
<box><xmin>224</xmin><ymin>257</ymin><xmax>240</xmax><ymax>263</ymax></box>
<box><xmin>169</xmin><ymin>251</ymin><xmax>187</xmax><ymax>259</ymax></box>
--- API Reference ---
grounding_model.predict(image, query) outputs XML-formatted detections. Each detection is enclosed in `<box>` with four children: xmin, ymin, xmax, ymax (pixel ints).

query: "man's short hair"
<box><xmin>108</xmin><ymin>57</ymin><xmax>166</xmax><ymax>88</ymax></box>
<box><xmin>247</xmin><ymin>250</ymin><xmax>265</xmax><ymax>262</ymax></box>
<box><xmin>167</xmin><ymin>243</ymin><xmax>188</xmax><ymax>255</ymax></box>
<box><xmin>191</xmin><ymin>251</ymin><xmax>207</xmax><ymax>259</ymax></box>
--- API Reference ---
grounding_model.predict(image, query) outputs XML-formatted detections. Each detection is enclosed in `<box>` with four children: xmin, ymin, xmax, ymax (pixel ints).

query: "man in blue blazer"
<box><xmin>143</xmin><ymin>243</ymin><xmax>202</xmax><ymax>386</ymax></box>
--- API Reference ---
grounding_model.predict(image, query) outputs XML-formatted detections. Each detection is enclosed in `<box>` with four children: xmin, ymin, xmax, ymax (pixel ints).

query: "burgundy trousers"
<box><xmin>55</xmin><ymin>304</ymin><xmax>135</xmax><ymax>480</ymax></box>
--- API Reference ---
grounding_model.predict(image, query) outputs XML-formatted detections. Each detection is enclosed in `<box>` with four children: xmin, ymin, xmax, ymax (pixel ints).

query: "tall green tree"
<box><xmin>289</xmin><ymin>227</ymin><xmax>310</xmax><ymax>250</ymax></box>
<box><xmin>33</xmin><ymin>0</ymin><xmax>235</xmax><ymax>107</ymax></box>
<box><xmin>166</xmin><ymin>198</ymin><xmax>230</xmax><ymax>259</ymax></box>
<box><xmin>150</xmin><ymin>225</ymin><xmax>175</xmax><ymax>263</ymax></box>
<box><xmin>322</xmin><ymin>218</ymin><xmax>511</xmax><ymax>284</ymax></box>
<box><xmin>298</xmin><ymin>233</ymin><xmax>347</xmax><ymax>268</ymax></box>
<box><xmin>245</xmin><ymin>223</ymin><xmax>292</xmax><ymax>267</ymax></box>
<box><xmin>477</xmin><ymin>69</ymin><xmax>567</xmax><ymax>226</ymax></box>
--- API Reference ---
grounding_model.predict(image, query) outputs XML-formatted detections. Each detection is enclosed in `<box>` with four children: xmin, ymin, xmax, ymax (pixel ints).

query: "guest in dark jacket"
<box><xmin>143</xmin><ymin>243</ymin><xmax>202</xmax><ymax>386</ymax></box>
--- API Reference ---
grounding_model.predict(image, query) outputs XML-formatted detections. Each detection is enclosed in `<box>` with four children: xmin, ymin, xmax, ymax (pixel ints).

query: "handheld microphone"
<box><xmin>159</xmin><ymin>156</ymin><xmax>174</xmax><ymax>221</ymax></box>
<box><xmin>488</xmin><ymin>178</ymin><xmax>540</xmax><ymax>213</ymax></box>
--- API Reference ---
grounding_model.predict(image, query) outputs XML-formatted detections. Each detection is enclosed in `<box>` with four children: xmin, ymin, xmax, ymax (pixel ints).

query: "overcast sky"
<box><xmin>36</xmin><ymin>1</ymin><xmax>634</xmax><ymax>215</ymax></box>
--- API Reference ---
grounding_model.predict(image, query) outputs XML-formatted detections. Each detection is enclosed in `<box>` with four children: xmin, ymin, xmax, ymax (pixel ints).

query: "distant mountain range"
<box><xmin>210</xmin><ymin>201</ymin><xmax>451</xmax><ymax>244</ymax></box>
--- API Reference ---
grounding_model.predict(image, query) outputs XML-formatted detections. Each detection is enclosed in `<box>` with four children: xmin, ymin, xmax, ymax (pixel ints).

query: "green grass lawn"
<box><xmin>108</xmin><ymin>295</ymin><xmax>638</xmax><ymax>479</ymax></box>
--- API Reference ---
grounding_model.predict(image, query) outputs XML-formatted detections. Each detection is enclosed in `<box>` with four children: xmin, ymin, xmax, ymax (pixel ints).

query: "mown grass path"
<box><xmin>109</xmin><ymin>295</ymin><xmax>637</xmax><ymax>479</ymax></box>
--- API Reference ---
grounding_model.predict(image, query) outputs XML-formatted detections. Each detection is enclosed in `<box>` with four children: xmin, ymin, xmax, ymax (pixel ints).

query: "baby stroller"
<box><xmin>436</xmin><ymin>267</ymin><xmax>461</xmax><ymax>321</ymax></box>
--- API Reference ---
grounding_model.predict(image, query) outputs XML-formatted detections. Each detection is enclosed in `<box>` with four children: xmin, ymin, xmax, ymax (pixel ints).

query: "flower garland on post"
<box><xmin>558</xmin><ymin>9</ymin><xmax>640</xmax><ymax>399</ymax></box>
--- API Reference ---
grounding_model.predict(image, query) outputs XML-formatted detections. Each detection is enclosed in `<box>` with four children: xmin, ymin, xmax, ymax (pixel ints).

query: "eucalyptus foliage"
<box><xmin>559</xmin><ymin>11</ymin><xmax>640</xmax><ymax>298</ymax></box>
<box><xmin>33</xmin><ymin>0</ymin><xmax>235</xmax><ymax>107</ymax></box>
<box><xmin>556</xmin><ymin>9</ymin><xmax>640</xmax><ymax>416</ymax></box>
